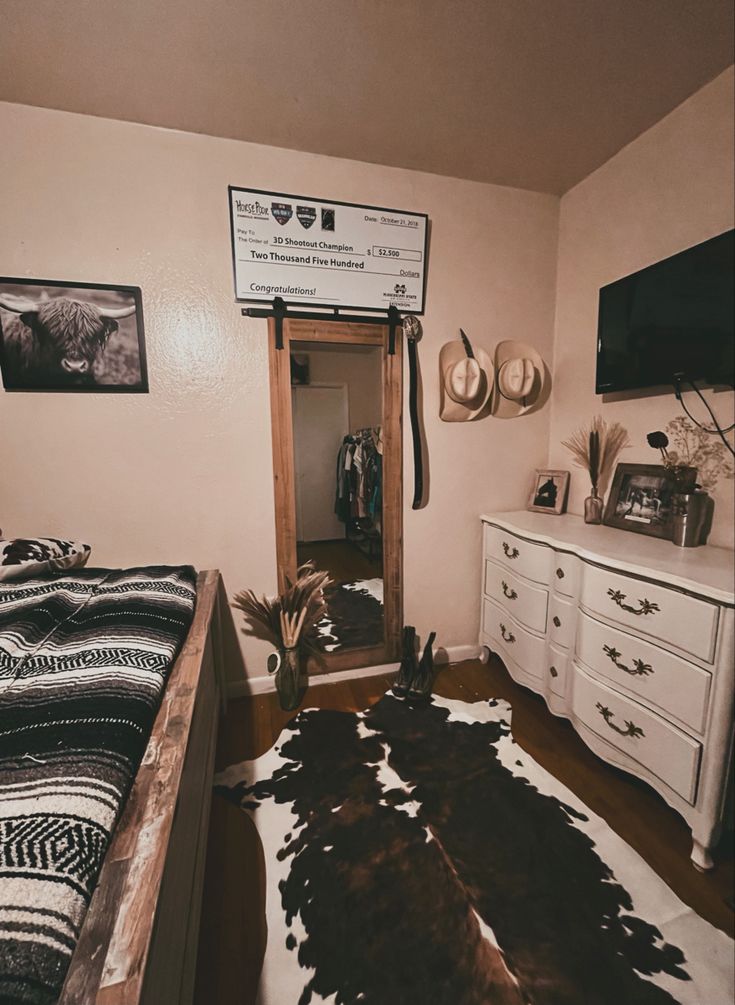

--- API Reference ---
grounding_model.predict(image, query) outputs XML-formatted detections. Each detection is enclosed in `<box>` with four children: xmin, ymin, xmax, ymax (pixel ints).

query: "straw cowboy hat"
<box><xmin>439</xmin><ymin>330</ymin><xmax>494</xmax><ymax>422</ymax></box>
<box><xmin>492</xmin><ymin>339</ymin><xmax>547</xmax><ymax>418</ymax></box>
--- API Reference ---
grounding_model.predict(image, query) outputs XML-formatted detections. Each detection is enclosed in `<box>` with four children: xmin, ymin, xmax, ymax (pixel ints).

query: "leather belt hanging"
<box><xmin>402</xmin><ymin>316</ymin><xmax>424</xmax><ymax>509</ymax></box>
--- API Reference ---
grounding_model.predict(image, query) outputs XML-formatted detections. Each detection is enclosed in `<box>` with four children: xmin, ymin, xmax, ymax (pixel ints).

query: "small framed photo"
<box><xmin>603</xmin><ymin>463</ymin><xmax>696</xmax><ymax>540</ymax></box>
<box><xmin>527</xmin><ymin>469</ymin><xmax>570</xmax><ymax>515</ymax></box>
<box><xmin>0</xmin><ymin>277</ymin><xmax>148</xmax><ymax>392</ymax></box>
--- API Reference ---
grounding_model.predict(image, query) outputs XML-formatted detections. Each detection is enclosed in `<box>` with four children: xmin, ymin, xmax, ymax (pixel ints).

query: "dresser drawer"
<box><xmin>581</xmin><ymin>564</ymin><xmax>719</xmax><ymax>663</ymax></box>
<box><xmin>572</xmin><ymin>665</ymin><xmax>701</xmax><ymax>803</ymax></box>
<box><xmin>552</xmin><ymin>552</ymin><xmax>579</xmax><ymax>597</ymax></box>
<box><xmin>548</xmin><ymin>644</ymin><xmax>569</xmax><ymax>698</ymax></box>
<box><xmin>576</xmin><ymin>612</ymin><xmax>711</xmax><ymax>734</ymax></box>
<box><xmin>549</xmin><ymin>595</ymin><xmax>575</xmax><ymax>649</ymax></box>
<box><xmin>482</xmin><ymin>597</ymin><xmax>546</xmax><ymax>679</ymax></box>
<box><xmin>484</xmin><ymin>525</ymin><xmax>551</xmax><ymax>585</ymax></box>
<box><xmin>484</xmin><ymin>561</ymin><xmax>548</xmax><ymax>633</ymax></box>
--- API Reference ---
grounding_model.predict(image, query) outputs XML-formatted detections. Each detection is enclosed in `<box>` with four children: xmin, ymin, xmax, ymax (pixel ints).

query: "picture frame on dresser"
<box><xmin>527</xmin><ymin>469</ymin><xmax>570</xmax><ymax>515</ymax></box>
<box><xmin>603</xmin><ymin>462</ymin><xmax>696</xmax><ymax>540</ymax></box>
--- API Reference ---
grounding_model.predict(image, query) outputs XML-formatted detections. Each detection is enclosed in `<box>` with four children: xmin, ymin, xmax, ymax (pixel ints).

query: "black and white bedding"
<box><xmin>0</xmin><ymin>565</ymin><xmax>197</xmax><ymax>1005</ymax></box>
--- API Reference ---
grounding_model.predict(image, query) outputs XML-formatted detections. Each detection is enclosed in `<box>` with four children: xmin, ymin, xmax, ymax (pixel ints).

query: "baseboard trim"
<box><xmin>226</xmin><ymin>643</ymin><xmax>485</xmax><ymax>699</ymax></box>
<box><xmin>436</xmin><ymin>643</ymin><xmax>487</xmax><ymax>666</ymax></box>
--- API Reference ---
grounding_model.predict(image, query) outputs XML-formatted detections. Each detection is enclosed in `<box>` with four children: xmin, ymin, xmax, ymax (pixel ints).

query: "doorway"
<box><xmin>268</xmin><ymin>318</ymin><xmax>402</xmax><ymax>672</ymax></box>
<box><xmin>292</xmin><ymin>383</ymin><xmax>349</xmax><ymax>543</ymax></box>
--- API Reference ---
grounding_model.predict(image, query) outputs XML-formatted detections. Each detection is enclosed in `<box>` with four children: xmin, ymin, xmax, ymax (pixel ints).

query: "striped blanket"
<box><xmin>0</xmin><ymin>566</ymin><xmax>197</xmax><ymax>1005</ymax></box>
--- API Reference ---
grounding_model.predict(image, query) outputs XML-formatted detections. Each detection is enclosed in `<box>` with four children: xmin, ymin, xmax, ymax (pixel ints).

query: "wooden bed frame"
<box><xmin>59</xmin><ymin>569</ymin><xmax>224</xmax><ymax>1005</ymax></box>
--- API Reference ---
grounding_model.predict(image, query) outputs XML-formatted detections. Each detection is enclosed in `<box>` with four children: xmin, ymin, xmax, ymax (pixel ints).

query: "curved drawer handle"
<box><xmin>501</xmin><ymin>580</ymin><xmax>518</xmax><ymax>600</ymax></box>
<box><xmin>595</xmin><ymin>701</ymin><xmax>645</xmax><ymax>739</ymax></box>
<box><xmin>602</xmin><ymin>644</ymin><xmax>653</xmax><ymax>677</ymax></box>
<box><xmin>502</xmin><ymin>542</ymin><xmax>519</xmax><ymax>559</ymax></box>
<box><xmin>607</xmin><ymin>588</ymin><xmax>659</xmax><ymax>617</ymax></box>
<box><xmin>555</xmin><ymin>567</ymin><xmax>565</xmax><ymax>579</ymax></box>
<box><xmin>552</xmin><ymin>616</ymin><xmax>561</xmax><ymax>628</ymax></box>
<box><xmin>549</xmin><ymin>665</ymin><xmax>558</xmax><ymax>678</ymax></box>
<box><xmin>500</xmin><ymin>623</ymin><xmax>515</xmax><ymax>644</ymax></box>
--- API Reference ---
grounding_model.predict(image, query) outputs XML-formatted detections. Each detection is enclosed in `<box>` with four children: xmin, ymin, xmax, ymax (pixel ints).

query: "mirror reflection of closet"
<box><xmin>290</xmin><ymin>340</ymin><xmax>384</xmax><ymax>655</ymax></box>
<box><xmin>268</xmin><ymin>317</ymin><xmax>402</xmax><ymax>673</ymax></box>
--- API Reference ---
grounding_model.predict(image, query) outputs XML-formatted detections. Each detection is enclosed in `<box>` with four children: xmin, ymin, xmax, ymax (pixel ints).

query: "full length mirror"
<box><xmin>291</xmin><ymin>339</ymin><xmax>384</xmax><ymax>654</ymax></box>
<box><xmin>268</xmin><ymin>316</ymin><xmax>402</xmax><ymax>674</ymax></box>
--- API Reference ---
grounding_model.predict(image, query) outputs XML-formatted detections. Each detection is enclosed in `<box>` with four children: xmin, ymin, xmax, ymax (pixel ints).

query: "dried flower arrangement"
<box><xmin>233</xmin><ymin>562</ymin><xmax>332</xmax><ymax>709</ymax></box>
<box><xmin>647</xmin><ymin>417</ymin><xmax>734</xmax><ymax>493</ymax></box>
<box><xmin>562</xmin><ymin>416</ymin><xmax>631</xmax><ymax>497</ymax></box>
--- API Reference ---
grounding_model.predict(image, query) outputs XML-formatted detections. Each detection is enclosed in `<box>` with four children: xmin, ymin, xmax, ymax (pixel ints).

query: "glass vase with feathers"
<box><xmin>584</xmin><ymin>429</ymin><xmax>603</xmax><ymax>524</ymax></box>
<box><xmin>562</xmin><ymin>417</ymin><xmax>631</xmax><ymax>525</ymax></box>
<box><xmin>232</xmin><ymin>562</ymin><xmax>331</xmax><ymax>711</ymax></box>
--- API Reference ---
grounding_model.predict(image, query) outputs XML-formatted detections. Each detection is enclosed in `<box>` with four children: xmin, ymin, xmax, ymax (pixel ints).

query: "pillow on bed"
<box><xmin>0</xmin><ymin>537</ymin><xmax>91</xmax><ymax>581</ymax></box>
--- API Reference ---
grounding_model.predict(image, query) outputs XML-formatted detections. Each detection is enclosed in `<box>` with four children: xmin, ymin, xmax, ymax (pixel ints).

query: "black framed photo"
<box><xmin>527</xmin><ymin>469</ymin><xmax>570</xmax><ymax>514</ymax></box>
<box><xmin>603</xmin><ymin>463</ymin><xmax>696</xmax><ymax>539</ymax></box>
<box><xmin>0</xmin><ymin>278</ymin><xmax>148</xmax><ymax>392</ymax></box>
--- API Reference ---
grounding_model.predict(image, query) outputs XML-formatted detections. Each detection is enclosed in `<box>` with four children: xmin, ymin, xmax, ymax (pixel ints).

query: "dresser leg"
<box><xmin>691</xmin><ymin>838</ymin><xmax>714</xmax><ymax>872</ymax></box>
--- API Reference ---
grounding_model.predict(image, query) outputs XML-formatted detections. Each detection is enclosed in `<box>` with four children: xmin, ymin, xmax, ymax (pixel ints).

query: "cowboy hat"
<box><xmin>439</xmin><ymin>330</ymin><xmax>494</xmax><ymax>422</ymax></box>
<box><xmin>492</xmin><ymin>340</ymin><xmax>547</xmax><ymax>418</ymax></box>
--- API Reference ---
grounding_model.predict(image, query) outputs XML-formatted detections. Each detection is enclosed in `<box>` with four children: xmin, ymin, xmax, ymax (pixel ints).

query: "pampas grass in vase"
<box><xmin>562</xmin><ymin>416</ymin><xmax>631</xmax><ymax>524</ymax></box>
<box><xmin>233</xmin><ymin>562</ymin><xmax>332</xmax><ymax>710</ymax></box>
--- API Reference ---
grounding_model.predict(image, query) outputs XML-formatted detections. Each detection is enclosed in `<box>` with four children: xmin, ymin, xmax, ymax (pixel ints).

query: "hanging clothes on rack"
<box><xmin>334</xmin><ymin>427</ymin><xmax>383</xmax><ymax>527</ymax></box>
<box><xmin>335</xmin><ymin>437</ymin><xmax>353</xmax><ymax>524</ymax></box>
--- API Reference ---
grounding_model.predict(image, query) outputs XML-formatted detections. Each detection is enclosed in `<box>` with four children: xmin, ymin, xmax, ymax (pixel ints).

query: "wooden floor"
<box><xmin>297</xmin><ymin>538</ymin><xmax>383</xmax><ymax>581</ymax></box>
<box><xmin>193</xmin><ymin>657</ymin><xmax>734</xmax><ymax>1005</ymax></box>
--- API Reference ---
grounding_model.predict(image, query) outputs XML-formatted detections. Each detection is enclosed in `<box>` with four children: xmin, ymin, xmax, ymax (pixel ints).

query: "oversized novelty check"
<box><xmin>229</xmin><ymin>187</ymin><xmax>428</xmax><ymax>313</ymax></box>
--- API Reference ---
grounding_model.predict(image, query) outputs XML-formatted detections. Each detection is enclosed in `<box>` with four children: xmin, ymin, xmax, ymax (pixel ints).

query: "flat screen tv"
<box><xmin>596</xmin><ymin>229</ymin><xmax>734</xmax><ymax>394</ymax></box>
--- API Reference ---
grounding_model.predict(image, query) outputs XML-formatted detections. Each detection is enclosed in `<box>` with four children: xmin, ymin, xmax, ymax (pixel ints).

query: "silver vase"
<box><xmin>671</xmin><ymin>492</ymin><xmax>710</xmax><ymax>548</ymax></box>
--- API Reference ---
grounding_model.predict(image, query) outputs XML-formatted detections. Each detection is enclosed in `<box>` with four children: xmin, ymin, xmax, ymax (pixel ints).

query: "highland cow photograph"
<box><xmin>0</xmin><ymin>278</ymin><xmax>148</xmax><ymax>392</ymax></box>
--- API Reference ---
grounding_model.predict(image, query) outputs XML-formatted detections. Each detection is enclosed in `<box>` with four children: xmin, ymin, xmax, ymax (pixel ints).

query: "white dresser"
<box><xmin>479</xmin><ymin>511</ymin><xmax>735</xmax><ymax>870</ymax></box>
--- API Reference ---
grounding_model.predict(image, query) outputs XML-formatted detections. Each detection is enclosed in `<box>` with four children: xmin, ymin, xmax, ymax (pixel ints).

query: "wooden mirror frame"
<box><xmin>267</xmin><ymin>317</ymin><xmax>403</xmax><ymax>672</ymax></box>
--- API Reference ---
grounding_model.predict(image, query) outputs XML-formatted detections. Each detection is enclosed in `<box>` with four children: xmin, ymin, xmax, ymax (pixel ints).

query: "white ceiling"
<box><xmin>1</xmin><ymin>0</ymin><xmax>733</xmax><ymax>194</ymax></box>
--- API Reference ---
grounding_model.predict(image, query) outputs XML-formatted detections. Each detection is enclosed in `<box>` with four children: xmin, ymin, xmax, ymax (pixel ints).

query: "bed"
<box><xmin>0</xmin><ymin>565</ymin><xmax>223</xmax><ymax>1005</ymax></box>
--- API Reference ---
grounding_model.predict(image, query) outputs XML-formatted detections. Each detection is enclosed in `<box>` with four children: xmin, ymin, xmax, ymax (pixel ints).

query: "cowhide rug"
<box><xmin>315</xmin><ymin>579</ymin><xmax>383</xmax><ymax>652</ymax></box>
<box><xmin>214</xmin><ymin>693</ymin><xmax>733</xmax><ymax>1005</ymax></box>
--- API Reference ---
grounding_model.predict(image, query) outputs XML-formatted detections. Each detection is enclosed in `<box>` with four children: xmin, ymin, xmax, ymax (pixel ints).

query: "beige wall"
<box><xmin>0</xmin><ymin>100</ymin><xmax>559</xmax><ymax>683</ymax></box>
<box><xmin>548</xmin><ymin>68</ymin><xmax>735</xmax><ymax>547</ymax></box>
